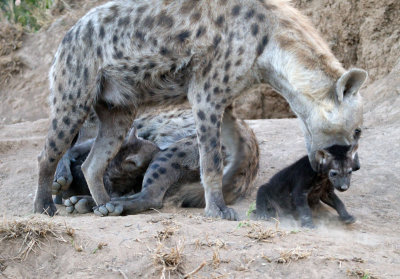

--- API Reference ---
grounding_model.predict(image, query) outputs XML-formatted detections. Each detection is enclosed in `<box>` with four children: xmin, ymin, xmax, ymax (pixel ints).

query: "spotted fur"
<box><xmin>54</xmin><ymin>108</ymin><xmax>259</xmax><ymax>214</ymax></box>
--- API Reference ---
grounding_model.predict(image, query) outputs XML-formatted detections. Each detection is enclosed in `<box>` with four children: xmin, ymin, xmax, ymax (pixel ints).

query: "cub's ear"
<box><xmin>315</xmin><ymin>149</ymin><xmax>332</xmax><ymax>172</ymax></box>
<box><xmin>127</xmin><ymin>127</ymin><xmax>138</xmax><ymax>143</ymax></box>
<box><xmin>124</xmin><ymin>154</ymin><xmax>143</xmax><ymax>168</ymax></box>
<box><xmin>351</xmin><ymin>152</ymin><xmax>361</xmax><ymax>171</ymax></box>
<box><xmin>348</xmin><ymin>144</ymin><xmax>360</xmax><ymax>171</ymax></box>
<box><xmin>348</xmin><ymin>143</ymin><xmax>359</xmax><ymax>159</ymax></box>
<box><xmin>336</xmin><ymin>68</ymin><xmax>368</xmax><ymax>103</ymax></box>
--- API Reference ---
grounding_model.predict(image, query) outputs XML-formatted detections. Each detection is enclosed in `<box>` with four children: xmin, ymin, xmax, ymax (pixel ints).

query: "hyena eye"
<box><xmin>354</xmin><ymin>128</ymin><xmax>362</xmax><ymax>140</ymax></box>
<box><xmin>329</xmin><ymin>170</ymin><xmax>338</xmax><ymax>177</ymax></box>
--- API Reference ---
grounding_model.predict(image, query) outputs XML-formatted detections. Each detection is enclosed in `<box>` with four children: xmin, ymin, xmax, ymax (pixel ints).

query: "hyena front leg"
<box><xmin>35</xmin><ymin>99</ymin><xmax>92</xmax><ymax>215</ymax></box>
<box><xmin>81</xmin><ymin>101</ymin><xmax>134</xmax><ymax>216</ymax></box>
<box><xmin>321</xmin><ymin>190</ymin><xmax>356</xmax><ymax>224</ymax></box>
<box><xmin>188</xmin><ymin>80</ymin><xmax>237</xmax><ymax>220</ymax></box>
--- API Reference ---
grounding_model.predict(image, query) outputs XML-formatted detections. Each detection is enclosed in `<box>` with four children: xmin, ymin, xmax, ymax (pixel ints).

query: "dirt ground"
<box><xmin>1</xmin><ymin>116</ymin><xmax>400</xmax><ymax>279</ymax></box>
<box><xmin>1</xmin><ymin>0</ymin><xmax>400</xmax><ymax>278</ymax></box>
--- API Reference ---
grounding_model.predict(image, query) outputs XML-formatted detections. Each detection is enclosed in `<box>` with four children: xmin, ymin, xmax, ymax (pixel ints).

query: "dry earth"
<box><xmin>1</xmin><ymin>1</ymin><xmax>400</xmax><ymax>278</ymax></box>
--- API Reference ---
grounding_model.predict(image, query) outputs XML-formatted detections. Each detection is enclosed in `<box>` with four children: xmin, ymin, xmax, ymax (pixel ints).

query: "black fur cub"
<box><xmin>256</xmin><ymin>144</ymin><xmax>360</xmax><ymax>228</ymax></box>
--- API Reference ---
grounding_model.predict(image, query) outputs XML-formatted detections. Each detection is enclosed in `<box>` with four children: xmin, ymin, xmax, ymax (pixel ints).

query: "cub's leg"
<box><xmin>293</xmin><ymin>187</ymin><xmax>315</xmax><ymax>228</ymax></box>
<box><xmin>256</xmin><ymin>183</ymin><xmax>278</xmax><ymax>220</ymax></box>
<box><xmin>321</xmin><ymin>190</ymin><xmax>355</xmax><ymax>224</ymax></box>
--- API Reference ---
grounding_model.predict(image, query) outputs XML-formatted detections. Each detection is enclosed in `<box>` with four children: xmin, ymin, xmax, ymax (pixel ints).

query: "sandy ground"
<box><xmin>1</xmin><ymin>115</ymin><xmax>399</xmax><ymax>278</ymax></box>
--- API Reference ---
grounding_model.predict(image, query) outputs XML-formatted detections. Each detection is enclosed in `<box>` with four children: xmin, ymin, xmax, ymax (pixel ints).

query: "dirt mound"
<box><xmin>363</xmin><ymin>58</ymin><xmax>400</xmax><ymax>126</ymax></box>
<box><xmin>0</xmin><ymin>21</ymin><xmax>24</xmax><ymax>85</ymax></box>
<box><xmin>234</xmin><ymin>85</ymin><xmax>296</xmax><ymax>120</ymax></box>
<box><xmin>0</xmin><ymin>0</ymin><xmax>108</xmax><ymax>124</ymax></box>
<box><xmin>295</xmin><ymin>0</ymin><xmax>400</xmax><ymax>82</ymax></box>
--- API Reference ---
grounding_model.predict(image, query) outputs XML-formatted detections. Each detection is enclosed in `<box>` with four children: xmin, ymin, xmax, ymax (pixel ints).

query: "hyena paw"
<box><xmin>64</xmin><ymin>196</ymin><xmax>94</xmax><ymax>214</ymax></box>
<box><xmin>34</xmin><ymin>196</ymin><xmax>57</xmax><ymax>216</ymax></box>
<box><xmin>300</xmin><ymin>218</ymin><xmax>315</xmax><ymax>229</ymax></box>
<box><xmin>93</xmin><ymin>202</ymin><xmax>123</xmax><ymax>217</ymax></box>
<box><xmin>205</xmin><ymin>205</ymin><xmax>238</xmax><ymax>221</ymax></box>
<box><xmin>256</xmin><ymin>211</ymin><xmax>270</xmax><ymax>220</ymax></box>
<box><xmin>52</xmin><ymin>175</ymin><xmax>72</xmax><ymax>195</ymax></box>
<box><xmin>255</xmin><ymin>207</ymin><xmax>276</xmax><ymax>220</ymax></box>
<box><xmin>340</xmin><ymin>214</ymin><xmax>356</xmax><ymax>224</ymax></box>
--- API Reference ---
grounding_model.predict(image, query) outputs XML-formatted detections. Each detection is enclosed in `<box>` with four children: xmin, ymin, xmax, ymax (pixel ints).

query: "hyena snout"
<box><xmin>329</xmin><ymin>169</ymin><xmax>352</xmax><ymax>192</ymax></box>
<box><xmin>331</xmin><ymin>178</ymin><xmax>351</xmax><ymax>192</ymax></box>
<box><xmin>338</xmin><ymin>184</ymin><xmax>349</xmax><ymax>191</ymax></box>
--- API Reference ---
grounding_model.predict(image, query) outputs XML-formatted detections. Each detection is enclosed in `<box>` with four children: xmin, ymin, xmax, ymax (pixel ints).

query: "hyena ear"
<box><xmin>353</xmin><ymin>127</ymin><xmax>362</xmax><ymax>141</ymax></box>
<box><xmin>335</xmin><ymin>68</ymin><xmax>368</xmax><ymax>103</ymax></box>
<box><xmin>315</xmin><ymin>149</ymin><xmax>332</xmax><ymax>172</ymax></box>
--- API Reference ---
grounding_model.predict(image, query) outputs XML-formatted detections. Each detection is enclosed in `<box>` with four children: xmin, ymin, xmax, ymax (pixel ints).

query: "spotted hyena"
<box><xmin>52</xmin><ymin>107</ymin><xmax>259</xmax><ymax>216</ymax></box>
<box><xmin>34</xmin><ymin>0</ymin><xmax>367</xmax><ymax>220</ymax></box>
<box><xmin>256</xmin><ymin>142</ymin><xmax>360</xmax><ymax>228</ymax></box>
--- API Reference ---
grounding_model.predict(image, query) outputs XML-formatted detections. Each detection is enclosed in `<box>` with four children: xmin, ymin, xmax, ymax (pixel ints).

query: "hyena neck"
<box><xmin>257</xmin><ymin>3</ymin><xmax>346</xmax><ymax>120</ymax></box>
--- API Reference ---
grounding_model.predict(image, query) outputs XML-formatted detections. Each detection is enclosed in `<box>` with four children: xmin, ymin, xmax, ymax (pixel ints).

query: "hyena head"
<box><xmin>303</xmin><ymin>69</ymin><xmax>367</xmax><ymax>170</ymax></box>
<box><xmin>255</xmin><ymin>1</ymin><xmax>368</xmax><ymax>171</ymax></box>
<box><xmin>105</xmin><ymin>129</ymin><xmax>160</xmax><ymax>192</ymax></box>
<box><xmin>315</xmin><ymin>144</ymin><xmax>359</xmax><ymax>192</ymax></box>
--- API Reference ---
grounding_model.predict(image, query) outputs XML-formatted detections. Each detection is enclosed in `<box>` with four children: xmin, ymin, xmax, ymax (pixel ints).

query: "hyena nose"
<box><xmin>340</xmin><ymin>184</ymin><xmax>349</xmax><ymax>191</ymax></box>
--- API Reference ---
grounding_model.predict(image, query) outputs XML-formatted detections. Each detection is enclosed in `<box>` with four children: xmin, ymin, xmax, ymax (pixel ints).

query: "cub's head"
<box><xmin>315</xmin><ymin>144</ymin><xmax>359</xmax><ymax>192</ymax></box>
<box><xmin>106</xmin><ymin>128</ymin><xmax>160</xmax><ymax>192</ymax></box>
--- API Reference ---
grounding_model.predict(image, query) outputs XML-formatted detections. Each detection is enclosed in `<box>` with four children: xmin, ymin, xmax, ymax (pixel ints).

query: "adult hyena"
<box><xmin>34</xmin><ymin>0</ymin><xmax>367</xmax><ymax>219</ymax></box>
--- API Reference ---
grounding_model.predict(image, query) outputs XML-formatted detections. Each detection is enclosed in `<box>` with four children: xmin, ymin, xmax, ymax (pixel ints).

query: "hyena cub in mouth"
<box><xmin>256</xmin><ymin>143</ymin><xmax>360</xmax><ymax>228</ymax></box>
<box><xmin>53</xmin><ymin>108</ymin><xmax>259</xmax><ymax>216</ymax></box>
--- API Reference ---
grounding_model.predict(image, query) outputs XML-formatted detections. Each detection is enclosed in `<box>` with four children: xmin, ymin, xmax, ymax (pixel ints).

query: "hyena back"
<box><xmin>35</xmin><ymin>0</ymin><xmax>366</xmax><ymax>219</ymax></box>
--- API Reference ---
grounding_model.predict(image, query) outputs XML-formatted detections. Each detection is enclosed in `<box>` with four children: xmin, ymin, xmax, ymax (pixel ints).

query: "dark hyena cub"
<box><xmin>256</xmin><ymin>144</ymin><xmax>360</xmax><ymax>228</ymax></box>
